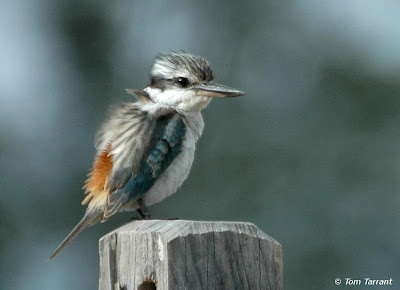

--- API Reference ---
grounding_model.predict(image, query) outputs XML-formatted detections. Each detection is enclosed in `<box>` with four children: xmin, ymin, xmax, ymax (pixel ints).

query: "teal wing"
<box><xmin>104</xmin><ymin>113</ymin><xmax>186</xmax><ymax>217</ymax></box>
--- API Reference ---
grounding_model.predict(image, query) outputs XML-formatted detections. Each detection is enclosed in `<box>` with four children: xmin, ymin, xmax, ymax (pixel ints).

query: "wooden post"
<box><xmin>99</xmin><ymin>220</ymin><xmax>283</xmax><ymax>290</ymax></box>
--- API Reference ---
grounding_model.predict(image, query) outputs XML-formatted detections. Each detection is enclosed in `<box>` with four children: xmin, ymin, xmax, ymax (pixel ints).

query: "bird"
<box><xmin>49</xmin><ymin>51</ymin><xmax>245</xmax><ymax>260</ymax></box>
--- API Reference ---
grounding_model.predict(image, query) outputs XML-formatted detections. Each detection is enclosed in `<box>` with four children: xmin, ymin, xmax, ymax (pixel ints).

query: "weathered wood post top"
<box><xmin>99</xmin><ymin>220</ymin><xmax>283</xmax><ymax>290</ymax></box>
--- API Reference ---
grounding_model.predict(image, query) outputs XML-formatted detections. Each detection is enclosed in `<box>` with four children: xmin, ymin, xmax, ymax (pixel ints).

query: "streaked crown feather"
<box><xmin>150</xmin><ymin>52</ymin><xmax>214</xmax><ymax>83</ymax></box>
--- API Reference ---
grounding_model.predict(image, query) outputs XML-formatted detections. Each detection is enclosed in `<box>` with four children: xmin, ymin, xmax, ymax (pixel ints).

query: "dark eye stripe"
<box><xmin>150</xmin><ymin>77</ymin><xmax>191</xmax><ymax>91</ymax></box>
<box><xmin>150</xmin><ymin>77</ymin><xmax>170</xmax><ymax>91</ymax></box>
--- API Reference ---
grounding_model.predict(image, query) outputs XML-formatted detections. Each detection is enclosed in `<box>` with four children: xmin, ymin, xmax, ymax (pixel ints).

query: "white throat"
<box><xmin>144</xmin><ymin>87</ymin><xmax>212</xmax><ymax>112</ymax></box>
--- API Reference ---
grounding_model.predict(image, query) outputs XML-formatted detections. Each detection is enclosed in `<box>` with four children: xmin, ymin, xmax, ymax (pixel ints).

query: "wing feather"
<box><xmin>104</xmin><ymin>112</ymin><xmax>186</xmax><ymax>217</ymax></box>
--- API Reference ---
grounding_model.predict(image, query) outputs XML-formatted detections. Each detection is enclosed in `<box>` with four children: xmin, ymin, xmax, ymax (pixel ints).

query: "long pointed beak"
<box><xmin>192</xmin><ymin>82</ymin><xmax>245</xmax><ymax>98</ymax></box>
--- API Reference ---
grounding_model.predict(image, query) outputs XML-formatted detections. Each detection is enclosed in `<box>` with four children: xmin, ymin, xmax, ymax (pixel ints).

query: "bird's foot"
<box><xmin>137</xmin><ymin>199</ymin><xmax>151</xmax><ymax>219</ymax></box>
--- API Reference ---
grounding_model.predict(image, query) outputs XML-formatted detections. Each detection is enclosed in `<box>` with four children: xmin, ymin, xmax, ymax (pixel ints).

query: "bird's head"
<box><xmin>143</xmin><ymin>52</ymin><xmax>245</xmax><ymax>112</ymax></box>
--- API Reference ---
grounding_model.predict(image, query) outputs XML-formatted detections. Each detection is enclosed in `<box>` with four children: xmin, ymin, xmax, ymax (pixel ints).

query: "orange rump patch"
<box><xmin>82</xmin><ymin>148</ymin><xmax>113</xmax><ymax>205</ymax></box>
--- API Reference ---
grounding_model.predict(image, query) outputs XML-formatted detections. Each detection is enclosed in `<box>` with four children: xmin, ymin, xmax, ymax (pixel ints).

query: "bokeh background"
<box><xmin>1</xmin><ymin>0</ymin><xmax>400</xmax><ymax>289</ymax></box>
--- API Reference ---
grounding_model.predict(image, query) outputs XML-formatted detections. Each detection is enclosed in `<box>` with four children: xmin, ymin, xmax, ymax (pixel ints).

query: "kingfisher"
<box><xmin>49</xmin><ymin>51</ymin><xmax>245</xmax><ymax>260</ymax></box>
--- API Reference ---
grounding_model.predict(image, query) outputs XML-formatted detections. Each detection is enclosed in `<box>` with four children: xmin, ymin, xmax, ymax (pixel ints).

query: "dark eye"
<box><xmin>176</xmin><ymin>77</ymin><xmax>189</xmax><ymax>88</ymax></box>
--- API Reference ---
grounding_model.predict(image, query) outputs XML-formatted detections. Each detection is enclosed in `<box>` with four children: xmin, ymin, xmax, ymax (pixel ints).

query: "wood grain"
<box><xmin>99</xmin><ymin>220</ymin><xmax>283</xmax><ymax>290</ymax></box>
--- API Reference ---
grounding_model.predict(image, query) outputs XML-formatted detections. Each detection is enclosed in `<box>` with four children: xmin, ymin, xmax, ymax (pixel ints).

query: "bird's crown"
<box><xmin>150</xmin><ymin>52</ymin><xmax>214</xmax><ymax>87</ymax></box>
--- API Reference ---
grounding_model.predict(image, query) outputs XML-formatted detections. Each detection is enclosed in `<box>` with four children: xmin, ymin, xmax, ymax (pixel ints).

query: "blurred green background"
<box><xmin>1</xmin><ymin>0</ymin><xmax>400</xmax><ymax>289</ymax></box>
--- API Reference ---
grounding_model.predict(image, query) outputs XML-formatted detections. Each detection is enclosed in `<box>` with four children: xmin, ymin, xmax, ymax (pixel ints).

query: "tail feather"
<box><xmin>49</xmin><ymin>213</ymin><xmax>98</xmax><ymax>261</ymax></box>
